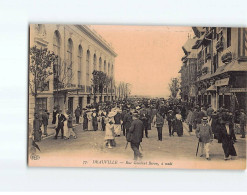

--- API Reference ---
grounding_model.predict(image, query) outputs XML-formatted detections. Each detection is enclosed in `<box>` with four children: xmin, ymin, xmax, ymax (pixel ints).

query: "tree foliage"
<box><xmin>29</xmin><ymin>46</ymin><xmax>56</xmax><ymax>99</ymax></box>
<box><xmin>169</xmin><ymin>77</ymin><xmax>180</xmax><ymax>99</ymax></box>
<box><xmin>91</xmin><ymin>70</ymin><xmax>110</xmax><ymax>102</ymax></box>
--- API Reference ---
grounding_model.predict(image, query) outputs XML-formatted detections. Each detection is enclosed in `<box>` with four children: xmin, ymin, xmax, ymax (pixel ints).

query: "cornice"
<box><xmin>75</xmin><ymin>25</ymin><xmax>117</xmax><ymax>57</ymax></box>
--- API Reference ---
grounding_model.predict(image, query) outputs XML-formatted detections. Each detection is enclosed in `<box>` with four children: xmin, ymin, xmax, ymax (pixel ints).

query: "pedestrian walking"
<box><xmin>92</xmin><ymin>110</ymin><xmax>98</xmax><ymax>131</ymax></box>
<box><xmin>206</xmin><ymin>105</ymin><xmax>214</xmax><ymax>118</ymax></box>
<box><xmin>114</xmin><ymin>110</ymin><xmax>122</xmax><ymax>136</ymax></box>
<box><xmin>83</xmin><ymin>110</ymin><xmax>88</xmax><ymax>130</ymax></box>
<box><xmin>217</xmin><ymin>115</ymin><xmax>237</xmax><ymax>160</ymax></box>
<box><xmin>123</xmin><ymin>109</ymin><xmax>132</xmax><ymax>137</ymax></box>
<box><xmin>104</xmin><ymin>112</ymin><xmax>116</xmax><ymax>149</ymax></box>
<box><xmin>196</xmin><ymin>117</ymin><xmax>213</xmax><ymax>160</ymax></box>
<box><xmin>239</xmin><ymin>109</ymin><xmax>246</xmax><ymax>138</ymax></box>
<box><xmin>66</xmin><ymin>110</ymin><xmax>77</xmax><ymax>139</ymax></box>
<box><xmin>101</xmin><ymin>111</ymin><xmax>106</xmax><ymax>131</ymax></box>
<box><xmin>54</xmin><ymin>109</ymin><xmax>66</xmax><ymax>139</ymax></box>
<box><xmin>172</xmin><ymin>114</ymin><xmax>183</xmax><ymax>137</ymax></box>
<box><xmin>33</xmin><ymin>112</ymin><xmax>42</xmax><ymax>142</ymax></box>
<box><xmin>52</xmin><ymin>107</ymin><xmax>57</xmax><ymax>124</ymax></box>
<box><xmin>41</xmin><ymin>109</ymin><xmax>49</xmax><ymax>136</ymax></box>
<box><xmin>153</xmin><ymin>112</ymin><xmax>164</xmax><ymax>141</ymax></box>
<box><xmin>167</xmin><ymin>110</ymin><xmax>174</xmax><ymax>136</ymax></box>
<box><xmin>75</xmin><ymin>106</ymin><xmax>81</xmax><ymax>124</ymax></box>
<box><xmin>186</xmin><ymin>108</ymin><xmax>193</xmax><ymax>132</ymax></box>
<box><xmin>87</xmin><ymin>110</ymin><xmax>93</xmax><ymax>131</ymax></box>
<box><xmin>128</xmin><ymin>112</ymin><xmax>144</xmax><ymax>160</ymax></box>
<box><xmin>139</xmin><ymin>105</ymin><xmax>149</xmax><ymax>138</ymax></box>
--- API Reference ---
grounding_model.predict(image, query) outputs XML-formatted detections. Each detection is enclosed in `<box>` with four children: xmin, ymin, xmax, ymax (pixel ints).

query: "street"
<box><xmin>31</xmin><ymin>122</ymin><xmax>246</xmax><ymax>169</ymax></box>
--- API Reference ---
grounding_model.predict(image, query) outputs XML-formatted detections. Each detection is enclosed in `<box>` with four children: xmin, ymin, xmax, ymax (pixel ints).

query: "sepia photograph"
<box><xmin>28</xmin><ymin>24</ymin><xmax>247</xmax><ymax>169</ymax></box>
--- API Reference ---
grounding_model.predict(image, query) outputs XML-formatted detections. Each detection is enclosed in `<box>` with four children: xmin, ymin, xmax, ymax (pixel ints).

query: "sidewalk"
<box><xmin>183</xmin><ymin>122</ymin><xmax>196</xmax><ymax>136</ymax></box>
<box><xmin>41</xmin><ymin>122</ymin><xmax>82</xmax><ymax>140</ymax></box>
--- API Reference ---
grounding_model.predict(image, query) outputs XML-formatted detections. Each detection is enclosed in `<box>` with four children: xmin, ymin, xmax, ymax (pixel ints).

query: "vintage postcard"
<box><xmin>28</xmin><ymin>24</ymin><xmax>247</xmax><ymax>169</ymax></box>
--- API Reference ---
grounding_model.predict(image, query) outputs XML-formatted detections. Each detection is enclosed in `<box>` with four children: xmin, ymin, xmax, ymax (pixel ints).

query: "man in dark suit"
<box><xmin>42</xmin><ymin>109</ymin><xmax>49</xmax><ymax>136</ymax></box>
<box><xmin>75</xmin><ymin>106</ymin><xmax>81</xmax><ymax>124</ymax></box>
<box><xmin>54</xmin><ymin>109</ymin><xmax>67</xmax><ymax>139</ymax></box>
<box><xmin>123</xmin><ymin>109</ymin><xmax>132</xmax><ymax>137</ymax></box>
<box><xmin>129</xmin><ymin>112</ymin><xmax>144</xmax><ymax>160</ymax></box>
<box><xmin>139</xmin><ymin>105</ymin><xmax>149</xmax><ymax>138</ymax></box>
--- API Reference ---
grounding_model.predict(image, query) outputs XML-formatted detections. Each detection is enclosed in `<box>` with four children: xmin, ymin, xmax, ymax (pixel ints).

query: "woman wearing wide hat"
<box><xmin>217</xmin><ymin>115</ymin><xmax>237</xmax><ymax>160</ymax></box>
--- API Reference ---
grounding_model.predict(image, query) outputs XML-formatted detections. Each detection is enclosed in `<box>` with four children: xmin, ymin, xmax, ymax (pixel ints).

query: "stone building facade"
<box><xmin>29</xmin><ymin>24</ymin><xmax>117</xmax><ymax>120</ymax></box>
<box><xmin>179</xmin><ymin>27</ymin><xmax>247</xmax><ymax>112</ymax></box>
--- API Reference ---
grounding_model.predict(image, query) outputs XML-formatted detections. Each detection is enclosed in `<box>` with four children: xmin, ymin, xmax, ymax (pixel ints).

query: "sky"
<box><xmin>92</xmin><ymin>25</ymin><xmax>193</xmax><ymax>98</ymax></box>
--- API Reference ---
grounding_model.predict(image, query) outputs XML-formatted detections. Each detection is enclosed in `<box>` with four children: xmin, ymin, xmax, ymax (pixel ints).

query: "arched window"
<box><xmin>67</xmin><ymin>38</ymin><xmax>73</xmax><ymax>84</ymax></box>
<box><xmin>108</xmin><ymin>62</ymin><xmax>110</xmax><ymax>75</ymax></box>
<box><xmin>104</xmin><ymin>60</ymin><xmax>106</xmax><ymax>73</ymax></box>
<box><xmin>93</xmin><ymin>54</ymin><xmax>97</xmax><ymax>70</ymax></box>
<box><xmin>99</xmin><ymin>57</ymin><xmax>102</xmax><ymax>71</ymax></box>
<box><xmin>53</xmin><ymin>30</ymin><xmax>61</xmax><ymax>76</ymax></box>
<box><xmin>86</xmin><ymin>50</ymin><xmax>90</xmax><ymax>85</ymax></box>
<box><xmin>78</xmin><ymin>45</ymin><xmax>82</xmax><ymax>86</ymax></box>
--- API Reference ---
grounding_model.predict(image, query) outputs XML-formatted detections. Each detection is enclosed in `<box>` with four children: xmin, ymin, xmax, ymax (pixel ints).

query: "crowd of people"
<box><xmin>31</xmin><ymin>98</ymin><xmax>246</xmax><ymax>161</ymax></box>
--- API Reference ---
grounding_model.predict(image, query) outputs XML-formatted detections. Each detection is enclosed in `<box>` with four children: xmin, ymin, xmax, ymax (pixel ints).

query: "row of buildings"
<box><xmin>29</xmin><ymin>24</ymin><xmax>117</xmax><ymax>119</ymax></box>
<box><xmin>179</xmin><ymin>27</ymin><xmax>247</xmax><ymax>112</ymax></box>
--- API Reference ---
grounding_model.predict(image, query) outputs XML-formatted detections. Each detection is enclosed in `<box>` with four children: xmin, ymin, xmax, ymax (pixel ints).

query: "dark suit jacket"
<box><xmin>114</xmin><ymin>113</ymin><xmax>121</xmax><ymax>124</ymax></box>
<box><xmin>57</xmin><ymin>114</ymin><xmax>66</xmax><ymax>127</ymax></box>
<box><xmin>129</xmin><ymin>119</ymin><xmax>144</xmax><ymax>143</ymax></box>
<box><xmin>123</xmin><ymin>113</ymin><xmax>132</xmax><ymax>129</ymax></box>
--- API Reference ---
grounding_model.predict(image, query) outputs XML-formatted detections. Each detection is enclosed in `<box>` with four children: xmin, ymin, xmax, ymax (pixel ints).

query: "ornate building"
<box><xmin>29</xmin><ymin>24</ymin><xmax>117</xmax><ymax>120</ymax></box>
<box><xmin>179</xmin><ymin>27</ymin><xmax>247</xmax><ymax>112</ymax></box>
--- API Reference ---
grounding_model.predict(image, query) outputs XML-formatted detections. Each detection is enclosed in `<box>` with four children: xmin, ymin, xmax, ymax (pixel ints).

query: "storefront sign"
<box><xmin>230</xmin><ymin>88</ymin><xmax>247</xmax><ymax>92</ymax></box>
<box><xmin>215</xmin><ymin>78</ymin><xmax>229</xmax><ymax>86</ymax></box>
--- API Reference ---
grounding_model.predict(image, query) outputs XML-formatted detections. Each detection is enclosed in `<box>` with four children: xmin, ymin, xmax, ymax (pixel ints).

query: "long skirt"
<box><xmin>222</xmin><ymin>136</ymin><xmax>237</xmax><ymax>158</ymax></box>
<box><xmin>93</xmin><ymin>120</ymin><xmax>98</xmax><ymax>131</ymax></box>
<box><xmin>83</xmin><ymin>119</ymin><xmax>88</xmax><ymax>130</ymax></box>
<box><xmin>63</xmin><ymin>121</ymin><xmax>69</xmax><ymax>138</ymax></box>
<box><xmin>34</xmin><ymin>129</ymin><xmax>42</xmax><ymax>142</ymax></box>
<box><xmin>98</xmin><ymin>117</ymin><xmax>102</xmax><ymax>130</ymax></box>
<box><xmin>88</xmin><ymin>119</ymin><xmax>93</xmax><ymax>131</ymax></box>
<box><xmin>114</xmin><ymin>124</ymin><xmax>121</xmax><ymax>136</ymax></box>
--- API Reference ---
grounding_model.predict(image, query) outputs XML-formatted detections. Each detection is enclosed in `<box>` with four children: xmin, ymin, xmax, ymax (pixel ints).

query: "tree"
<box><xmin>116</xmin><ymin>81</ymin><xmax>131</xmax><ymax>100</ymax></box>
<box><xmin>169</xmin><ymin>78</ymin><xmax>180</xmax><ymax>99</ymax></box>
<box><xmin>29</xmin><ymin>46</ymin><xmax>56</xmax><ymax>111</ymax></box>
<box><xmin>91</xmin><ymin>70</ymin><xmax>110</xmax><ymax>103</ymax></box>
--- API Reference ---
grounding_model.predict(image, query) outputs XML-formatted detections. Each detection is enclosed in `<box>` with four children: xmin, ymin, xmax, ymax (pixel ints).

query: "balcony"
<box><xmin>202</xmin><ymin>67</ymin><xmax>208</xmax><ymax>75</ymax></box>
<box><xmin>198</xmin><ymin>58</ymin><xmax>204</xmax><ymax>67</ymax></box>
<box><xmin>67</xmin><ymin>83</ymin><xmax>76</xmax><ymax>88</ymax></box>
<box><xmin>78</xmin><ymin>84</ymin><xmax>85</xmax><ymax>92</ymax></box>
<box><xmin>216</xmin><ymin>41</ymin><xmax>224</xmax><ymax>52</ymax></box>
<box><xmin>197</xmin><ymin>70</ymin><xmax>202</xmax><ymax>77</ymax></box>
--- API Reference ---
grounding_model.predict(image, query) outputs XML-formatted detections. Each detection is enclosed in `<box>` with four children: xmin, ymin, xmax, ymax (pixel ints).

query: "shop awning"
<box><xmin>206</xmin><ymin>85</ymin><xmax>216</xmax><ymax>91</ymax></box>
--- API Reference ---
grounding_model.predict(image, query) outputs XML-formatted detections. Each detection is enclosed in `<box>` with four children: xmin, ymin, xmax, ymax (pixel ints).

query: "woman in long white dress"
<box><xmin>98</xmin><ymin>110</ymin><xmax>102</xmax><ymax>131</ymax></box>
<box><xmin>87</xmin><ymin>110</ymin><xmax>93</xmax><ymax>131</ymax></box>
<box><xmin>104</xmin><ymin>113</ymin><xmax>116</xmax><ymax>148</ymax></box>
<box><xmin>63</xmin><ymin>110</ymin><xmax>69</xmax><ymax>139</ymax></box>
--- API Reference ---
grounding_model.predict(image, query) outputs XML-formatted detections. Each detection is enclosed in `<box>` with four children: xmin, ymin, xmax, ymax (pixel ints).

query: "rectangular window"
<box><xmin>78</xmin><ymin>71</ymin><xmax>81</xmax><ymax>85</ymax></box>
<box><xmin>227</xmin><ymin>28</ymin><xmax>231</xmax><ymax>48</ymax></box>
<box><xmin>36</xmin><ymin>98</ymin><xmax>47</xmax><ymax>112</ymax></box>
<box><xmin>37</xmin><ymin>81</ymin><xmax>49</xmax><ymax>91</ymax></box>
<box><xmin>213</xmin><ymin>54</ymin><xmax>218</xmax><ymax>73</ymax></box>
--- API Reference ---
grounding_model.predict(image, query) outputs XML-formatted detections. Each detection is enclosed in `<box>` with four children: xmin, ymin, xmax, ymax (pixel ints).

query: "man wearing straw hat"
<box><xmin>196</xmin><ymin>116</ymin><xmax>213</xmax><ymax>160</ymax></box>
